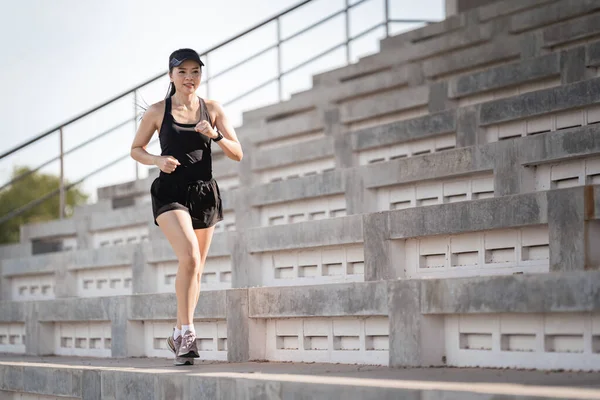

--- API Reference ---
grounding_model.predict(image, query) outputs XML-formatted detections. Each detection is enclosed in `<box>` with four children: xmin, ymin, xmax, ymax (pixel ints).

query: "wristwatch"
<box><xmin>213</xmin><ymin>131</ymin><xmax>224</xmax><ymax>142</ymax></box>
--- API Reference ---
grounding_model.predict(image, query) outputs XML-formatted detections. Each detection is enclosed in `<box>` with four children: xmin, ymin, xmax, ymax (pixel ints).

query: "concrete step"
<box><xmin>1</xmin><ymin>355</ymin><xmax>600</xmax><ymax>400</ymax></box>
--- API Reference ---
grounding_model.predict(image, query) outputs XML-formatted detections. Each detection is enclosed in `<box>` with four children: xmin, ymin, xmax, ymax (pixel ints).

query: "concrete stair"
<box><xmin>1</xmin><ymin>0</ymin><xmax>600</xmax><ymax>398</ymax></box>
<box><xmin>1</xmin><ymin>356</ymin><xmax>600</xmax><ymax>400</ymax></box>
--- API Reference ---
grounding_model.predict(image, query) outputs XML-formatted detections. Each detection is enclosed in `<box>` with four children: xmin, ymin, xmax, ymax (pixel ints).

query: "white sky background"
<box><xmin>0</xmin><ymin>0</ymin><xmax>444</xmax><ymax>205</ymax></box>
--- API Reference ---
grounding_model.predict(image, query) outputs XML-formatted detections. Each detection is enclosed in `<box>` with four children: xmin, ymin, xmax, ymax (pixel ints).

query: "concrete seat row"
<box><xmin>1</xmin><ymin>267</ymin><xmax>599</xmax><ymax>370</ymax></box>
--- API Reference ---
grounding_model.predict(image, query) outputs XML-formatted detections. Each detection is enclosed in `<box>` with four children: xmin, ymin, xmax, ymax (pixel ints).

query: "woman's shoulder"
<box><xmin>148</xmin><ymin>99</ymin><xmax>167</xmax><ymax>114</ymax></box>
<box><xmin>142</xmin><ymin>99</ymin><xmax>166</xmax><ymax>120</ymax></box>
<box><xmin>203</xmin><ymin>98</ymin><xmax>224</xmax><ymax>113</ymax></box>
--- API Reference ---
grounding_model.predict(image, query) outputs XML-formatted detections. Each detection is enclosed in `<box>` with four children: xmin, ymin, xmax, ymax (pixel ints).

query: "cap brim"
<box><xmin>170</xmin><ymin>57</ymin><xmax>204</xmax><ymax>68</ymax></box>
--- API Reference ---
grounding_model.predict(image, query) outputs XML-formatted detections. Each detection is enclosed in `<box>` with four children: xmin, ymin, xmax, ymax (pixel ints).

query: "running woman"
<box><xmin>130</xmin><ymin>48</ymin><xmax>243</xmax><ymax>365</ymax></box>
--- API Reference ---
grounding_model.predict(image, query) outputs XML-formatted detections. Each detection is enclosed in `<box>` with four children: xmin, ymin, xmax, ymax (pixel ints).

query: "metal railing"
<box><xmin>0</xmin><ymin>0</ymin><xmax>434</xmax><ymax>226</ymax></box>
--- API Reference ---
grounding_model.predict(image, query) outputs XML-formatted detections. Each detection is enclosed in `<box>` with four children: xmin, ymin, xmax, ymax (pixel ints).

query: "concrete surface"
<box><xmin>1</xmin><ymin>356</ymin><xmax>600</xmax><ymax>400</ymax></box>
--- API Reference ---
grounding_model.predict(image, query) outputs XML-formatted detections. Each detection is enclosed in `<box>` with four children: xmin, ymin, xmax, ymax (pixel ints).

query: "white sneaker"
<box><xmin>166</xmin><ymin>333</ymin><xmax>194</xmax><ymax>366</ymax></box>
<box><xmin>177</xmin><ymin>330</ymin><xmax>200</xmax><ymax>358</ymax></box>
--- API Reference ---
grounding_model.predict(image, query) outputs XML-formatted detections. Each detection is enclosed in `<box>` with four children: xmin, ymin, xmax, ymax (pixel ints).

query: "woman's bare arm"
<box><xmin>130</xmin><ymin>102</ymin><xmax>180</xmax><ymax>173</ymax></box>
<box><xmin>209</xmin><ymin>100</ymin><xmax>243</xmax><ymax>162</ymax></box>
<box><xmin>130</xmin><ymin>103</ymin><xmax>161</xmax><ymax>165</ymax></box>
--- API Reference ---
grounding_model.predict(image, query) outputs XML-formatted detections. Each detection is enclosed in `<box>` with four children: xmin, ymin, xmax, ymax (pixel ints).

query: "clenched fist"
<box><xmin>154</xmin><ymin>155</ymin><xmax>180</xmax><ymax>174</ymax></box>
<box><xmin>195</xmin><ymin>120</ymin><xmax>218</xmax><ymax>139</ymax></box>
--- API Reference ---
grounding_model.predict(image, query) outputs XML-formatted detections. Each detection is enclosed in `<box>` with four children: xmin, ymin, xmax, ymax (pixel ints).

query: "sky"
<box><xmin>0</xmin><ymin>0</ymin><xmax>444</xmax><ymax>206</ymax></box>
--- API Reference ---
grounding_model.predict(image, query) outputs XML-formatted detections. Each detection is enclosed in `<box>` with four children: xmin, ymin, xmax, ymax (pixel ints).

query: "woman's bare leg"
<box><xmin>156</xmin><ymin>210</ymin><xmax>202</xmax><ymax>327</ymax></box>
<box><xmin>173</xmin><ymin>225</ymin><xmax>216</xmax><ymax>329</ymax></box>
<box><xmin>192</xmin><ymin>225</ymin><xmax>216</xmax><ymax>308</ymax></box>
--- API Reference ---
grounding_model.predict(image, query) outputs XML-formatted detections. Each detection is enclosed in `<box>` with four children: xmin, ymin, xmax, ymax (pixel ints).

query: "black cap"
<box><xmin>169</xmin><ymin>48</ymin><xmax>204</xmax><ymax>69</ymax></box>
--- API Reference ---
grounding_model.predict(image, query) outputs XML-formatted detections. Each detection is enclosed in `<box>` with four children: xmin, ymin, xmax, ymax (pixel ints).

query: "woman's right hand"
<box><xmin>154</xmin><ymin>155</ymin><xmax>180</xmax><ymax>174</ymax></box>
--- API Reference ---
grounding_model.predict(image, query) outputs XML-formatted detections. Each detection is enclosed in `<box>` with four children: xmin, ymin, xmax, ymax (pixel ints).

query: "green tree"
<box><xmin>0</xmin><ymin>166</ymin><xmax>89</xmax><ymax>244</ymax></box>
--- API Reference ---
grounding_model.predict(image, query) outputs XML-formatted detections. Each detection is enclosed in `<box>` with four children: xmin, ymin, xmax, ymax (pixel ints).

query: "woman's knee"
<box><xmin>178</xmin><ymin>250</ymin><xmax>202</xmax><ymax>273</ymax></box>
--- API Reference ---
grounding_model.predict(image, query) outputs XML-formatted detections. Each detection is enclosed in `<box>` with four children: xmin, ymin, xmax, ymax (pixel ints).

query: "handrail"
<box><xmin>0</xmin><ymin>116</ymin><xmax>137</xmax><ymax>192</ymax></box>
<box><xmin>0</xmin><ymin>0</ymin><xmax>434</xmax><ymax>227</ymax></box>
<box><xmin>0</xmin><ymin>0</ymin><xmax>326</xmax><ymax>212</ymax></box>
<box><xmin>0</xmin><ymin>0</ymin><xmax>315</xmax><ymax>161</ymax></box>
<box><xmin>222</xmin><ymin>19</ymin><xmax>386</xmax><ymax>107</ymax></box>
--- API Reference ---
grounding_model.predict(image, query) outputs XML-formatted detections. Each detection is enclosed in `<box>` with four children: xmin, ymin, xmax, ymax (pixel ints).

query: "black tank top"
<box><xmin>158</xmin><ymin>96</ymin><xmax>213</xmax><ymax>182</ymax></box>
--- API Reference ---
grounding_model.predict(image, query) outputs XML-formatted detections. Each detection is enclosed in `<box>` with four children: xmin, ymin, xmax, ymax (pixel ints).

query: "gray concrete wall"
<box><xmin>388</xmin><ymin>270</ymin><xmax>600</xmax><ymax>367</ymax></box>
<box><xmin>3</xmin><ymin>270</ymin><xmax>598</xmax><ymax>360</ymax></box>
<box><xmin>2</xmin><ymin>0</ymin><xmax>600</xmax><ymax>380</ymax></box>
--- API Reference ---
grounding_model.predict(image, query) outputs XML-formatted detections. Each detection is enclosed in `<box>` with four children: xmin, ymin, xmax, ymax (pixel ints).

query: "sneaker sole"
<box><xmin>166</xmin><ymin>336</ymin><xmax>195</xmax><ymax>366</ymax></box>
<box><xmin>174</xmin><ymin>358</ymin><xmax>194</xmax><ymax>366</ymax></box>
<box><xmin>177</xmin><ymin>350</ymin><xmax>200</xmax><ymax>358</ymax></box>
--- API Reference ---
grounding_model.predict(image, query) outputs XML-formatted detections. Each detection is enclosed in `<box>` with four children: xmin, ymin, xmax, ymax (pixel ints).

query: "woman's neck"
<box><xmin>172</xmin><ymin>92</ymin><xmax>198</xmax><ymax>110</ymax></box>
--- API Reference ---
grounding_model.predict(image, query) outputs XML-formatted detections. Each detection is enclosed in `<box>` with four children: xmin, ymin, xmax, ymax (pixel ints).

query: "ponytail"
<box><xmin>165</xmin><ymin>81</ymin><xmax>176</xmax><ymax>99</ymax></box>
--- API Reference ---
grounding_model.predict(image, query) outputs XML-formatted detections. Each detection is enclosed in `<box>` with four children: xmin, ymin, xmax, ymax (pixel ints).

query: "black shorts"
<box><xmin>150</xmin><ymin>176</ymin><xmax>223</xmax><ymax>230</ymax></box>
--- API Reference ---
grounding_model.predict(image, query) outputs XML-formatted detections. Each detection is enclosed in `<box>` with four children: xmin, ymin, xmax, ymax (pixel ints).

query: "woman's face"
<box><xmin>170</xmin><ymin>59</ymin><xmax>201</xmax><ymax>94</ymax></box>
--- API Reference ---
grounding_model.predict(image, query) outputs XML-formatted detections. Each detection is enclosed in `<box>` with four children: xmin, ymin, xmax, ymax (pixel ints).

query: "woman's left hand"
<box><xmin>195</xmin><ymin>120</ymin><xmax>218</xmax><ymax>139</ymax></box>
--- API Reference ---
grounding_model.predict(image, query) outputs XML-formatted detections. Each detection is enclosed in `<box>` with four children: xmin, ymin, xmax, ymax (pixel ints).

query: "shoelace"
<box><xmin>182</xmin><ymin>332</ymin><xmax>196</xmax><ymax>349</ymax></box>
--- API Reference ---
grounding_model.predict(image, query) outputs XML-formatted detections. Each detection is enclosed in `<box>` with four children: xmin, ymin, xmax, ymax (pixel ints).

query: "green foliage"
<box><xmin>0</xmin><ymin>166</ymin><xmax>89</xmax><ymax>244</ymax></box>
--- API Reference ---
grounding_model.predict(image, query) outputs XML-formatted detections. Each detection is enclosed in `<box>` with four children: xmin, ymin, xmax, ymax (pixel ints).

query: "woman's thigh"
<box><xmin>194</xmin><ymin>225</ymin><xmax>216</xmax><ymax>265</ymax></box>
<box><xmin>156</xmin><ymin>209</ymin><xmax>200</xmax><ymax>261</ymax></box>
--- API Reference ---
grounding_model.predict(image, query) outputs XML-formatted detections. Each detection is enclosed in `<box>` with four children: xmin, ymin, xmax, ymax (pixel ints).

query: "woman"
<box><xmin>130</xmin><ymin>48</ymin><xmax>243</xmax><ymax>366</ymax></box>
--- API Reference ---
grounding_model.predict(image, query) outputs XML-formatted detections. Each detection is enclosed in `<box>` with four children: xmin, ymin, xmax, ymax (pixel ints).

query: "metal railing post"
<box><xmin>345</xmin><ymin>0</ymin><xmax>351</xmax><ymax>64</ymax></box>
<box><xmin>133</xmin><ymin>89</ymin><xmax>139</xmax><ymax>180</ymax></box>
<box><xmin>384</xmin><ymin>0</ymin><xmax>390</xmax><ymax>38</ymax></box>
<box><xmin>59</xmin><ymin>127</ymin><xmax>65</xmax><ymax>219</ymax></box>
<box><xmin>277</xmin><ymin>18</ymin><xmax>283</xmax><ymax>102</ymax></box>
